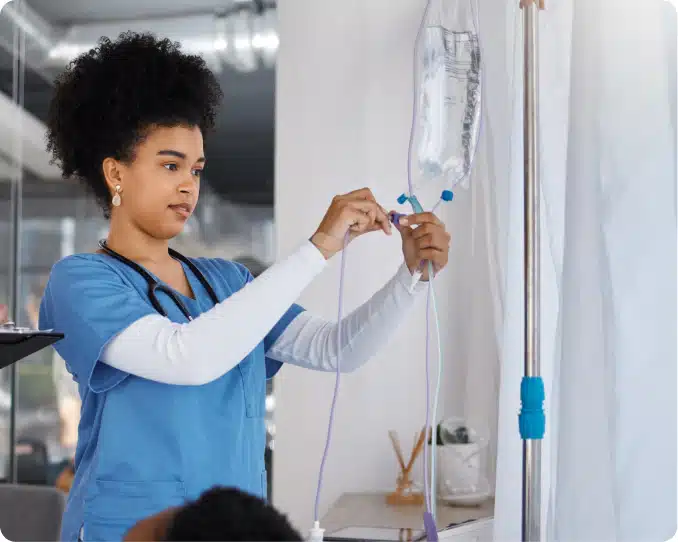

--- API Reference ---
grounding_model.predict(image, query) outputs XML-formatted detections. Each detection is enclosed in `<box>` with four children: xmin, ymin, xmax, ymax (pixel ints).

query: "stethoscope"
<box><xmin>98</xmin><ymin>240</ymin><xmax>220</xmax><ymax>321</ymax></box>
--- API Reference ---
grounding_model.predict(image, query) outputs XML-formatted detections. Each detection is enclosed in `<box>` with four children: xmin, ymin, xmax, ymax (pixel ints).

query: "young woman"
<box><xmin>38</xmin><ymin>33</ymin><xmax>451</xmax><ymax>541</ymax></box>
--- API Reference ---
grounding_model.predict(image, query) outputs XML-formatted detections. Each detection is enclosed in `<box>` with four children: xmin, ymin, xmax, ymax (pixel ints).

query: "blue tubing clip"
<box><xmin>441</xmin><ymin>190</ymin><xmax>454</xmax><ymax>201</ymax></box>
<box><xmin>389</xmin><ymin>212</ymin><xmax>406</xmax><ymax>225</ymax></box>
<box><xmin>519</xmin><ymin>377</ymin><xmax>545</xmax><ymax>440</ymax></box>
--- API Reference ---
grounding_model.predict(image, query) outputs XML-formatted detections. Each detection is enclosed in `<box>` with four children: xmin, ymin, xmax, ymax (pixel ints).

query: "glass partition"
<box><xmin>0</xmin><ymin>0</ymin><xmax>27</xmax><ymax>484</ymax></box>
<box><xmin>0</xmin><ymin>0</ymin><xmax>278</xmax><ymax>496</ymax></box>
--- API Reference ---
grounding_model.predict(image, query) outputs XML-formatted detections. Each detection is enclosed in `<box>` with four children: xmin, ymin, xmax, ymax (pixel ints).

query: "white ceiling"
<box><xmin>0</xmin><ymin>0</ymin><xmax>278</xmax><ymax>203</ymax></box>
<box><xmin>25</xmin><ymin>0</ymin><xmax>246</xmax><ymax>24</ymax></box>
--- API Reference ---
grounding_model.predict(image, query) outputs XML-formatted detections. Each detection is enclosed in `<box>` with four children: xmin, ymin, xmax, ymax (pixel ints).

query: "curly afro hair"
<box><xmin>164</xmin><ymin>486</ymin><xmax>302</xmax><ymax>541</ymax></box>
<box><xmin>46</xmin><ymin>32</ymin><xmax>223</xmax><ymax>217</ymax></box>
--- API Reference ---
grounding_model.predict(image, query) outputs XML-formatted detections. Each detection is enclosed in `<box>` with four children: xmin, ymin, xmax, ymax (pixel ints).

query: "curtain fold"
<box><xmin>461</xmin><ymin>0</ymin><xmax>677</xmax><ymax>539</ymax></box>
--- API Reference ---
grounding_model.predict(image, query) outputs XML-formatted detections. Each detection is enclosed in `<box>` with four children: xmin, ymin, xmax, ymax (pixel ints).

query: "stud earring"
<box><xmin>112</xmin><ymin>185</ymin><xmax>122</xmax><ymax>207</ymax></box>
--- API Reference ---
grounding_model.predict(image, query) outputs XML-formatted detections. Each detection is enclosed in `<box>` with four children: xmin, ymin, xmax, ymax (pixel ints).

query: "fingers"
<box><xmin>415</xmin><ymin>248</ymin><xmax>448</xmax><ymax>270</ymax></box>
<box><xmin>315</xmin><ymin>188</ymin><xmax>391</xmax><ymax>258</ymax></box>
<box><xmin>337</xmin><ymin>188</ymin><xmax>388</xmax><ymax>215</ymax></box>
<box><xmin>0</xmin><ymin>304</ymin><xmax>7</xmax><ymax>324</ymax></box>
<box><xmin>336</xmin><ymin>188</ymin><xmax>387</xmax><ymax>217</ymax></box>
<box><xmin>393</xmin><ymin>210</ymin><xmax>450</xmax><ymax>274</ymax></box>
<box><xmin>346</xmin><ymin>208</ymin><xmax>371</xmax><ymax>233</ymax></box>
<box><xmin>392</xmin><ymin>218</ymin><xmax>413</xmax><ymax>240</ymax></box>
<box><xmin>371</xmin><ymin>204</ymin><xmax>391</xmax><ymax>235</ymax></box>
<box><xmin>342</xmin><ymin>205</ymin><xmax>380</xmax><ymax>236</ymax></box>
<box><xmin>352</xmin><ymin>201</ymin><xmax>390</xmax><ymax>234</ymax></box>
<box><xmin>392</xmin><ymin>211</ymin><xmax>450</xmax><ymax>247</ymax></box>
<box><xmin>412</xmin><ymin>232</ymin><xmax>450</xmax><ymax>251</ymax></box>
<box><xmin>342</xmin><ymin>199</ymin><xmax>391</xmax><ymax>236</ymax></box>
<box><xmin>411</xmin><ymin>223</ymin><xmax>451</xmax><ymax>246</ymax></box>
<box><xmin>398</xmin><ymin>212</ymin><xmax>443</xmax><ymax>228</ymax></box>
<box><xmin>349</xmin><ymin>201</ymin><xmax>377</xmax><ymax>226</ymax></box>
<box><xmin>340</xmin><ymin>187</ymin><xmax>377</xmax><ymax>202</ymax></box>
<box><xmin>412</xmin><ymin>229</ymin><xmax>450</xmax><ymax>261</ymax></box>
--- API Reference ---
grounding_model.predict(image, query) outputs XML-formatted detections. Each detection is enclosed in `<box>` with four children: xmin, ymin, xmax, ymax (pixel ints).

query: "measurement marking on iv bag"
<box><xmin>418</xmin><ymin>25</ymin><xmax>480</xmax><ymax>183</ymax></box>
<box><xmin>444</xmin><ymin>31</ymin><xmax>480</xmax><ymax>78</ymax></box>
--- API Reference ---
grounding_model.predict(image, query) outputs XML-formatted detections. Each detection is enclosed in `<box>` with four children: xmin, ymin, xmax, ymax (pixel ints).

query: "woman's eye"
<box><xmin>192</xmin><ymin>169</ymin><xmax>203</xmax><ymax>177</ymax></box>
<box><xmin>164</xmin><ymin>163</ymin><xmax>178</xmax><ymax>172</ymax></box>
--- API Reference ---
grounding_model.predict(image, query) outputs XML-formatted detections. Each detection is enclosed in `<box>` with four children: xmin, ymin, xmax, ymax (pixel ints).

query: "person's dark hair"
<box><xmin>164</xmin><ymin>486</ymin><xmax>302</xmax><ymax>541</ymax></box>
<box><xmin>46</xmin><ymin>32</ymin><xmax>223</xmax><ymax>217</ymax></box>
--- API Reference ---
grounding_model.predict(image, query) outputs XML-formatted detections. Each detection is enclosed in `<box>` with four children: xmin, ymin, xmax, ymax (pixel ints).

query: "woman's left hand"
<box><xmin>393</xmin><ymin>212</ymin><xmax>451</xmax><ymax>281</ymax></box>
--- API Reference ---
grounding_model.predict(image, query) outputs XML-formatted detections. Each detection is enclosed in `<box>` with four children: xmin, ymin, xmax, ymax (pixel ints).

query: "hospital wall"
<box><xmin>273</xmin><ymin>0</ymin><xmax>499</xmax><ymax>531</ymax></box>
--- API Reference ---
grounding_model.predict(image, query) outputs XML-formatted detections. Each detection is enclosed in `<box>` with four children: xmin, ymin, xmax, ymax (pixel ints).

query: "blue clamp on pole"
<box><xmin>519</xmin><ymin>377</ymin><xmax>545</xmax><ymax>440</ymax></box>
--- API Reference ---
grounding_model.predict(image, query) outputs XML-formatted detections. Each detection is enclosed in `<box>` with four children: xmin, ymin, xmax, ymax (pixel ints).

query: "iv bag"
<box><xmin>412</xmin><ymin>0</ymin><xmax>482</xmax><ymax>192</ymax></box>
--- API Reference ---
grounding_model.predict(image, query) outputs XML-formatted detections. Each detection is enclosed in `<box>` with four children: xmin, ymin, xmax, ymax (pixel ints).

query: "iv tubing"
<box><xmin>313</xmin><ymin>232</ymin><xmax>350</xmax><ymax>525</ymax></box>
<box><xmin>405</xmin><ymin>0</ymin><xmax>438</xmax><ymax>530</ymax></box>
<box><xmin>428</xmin><ymin>263</ymin><xmax>443</xmax><ymax>518</ymax></box>
<box><xmin>423</xmin><ymin>276</ymin><xmax>432</xmax><ymax>510</ymax></box>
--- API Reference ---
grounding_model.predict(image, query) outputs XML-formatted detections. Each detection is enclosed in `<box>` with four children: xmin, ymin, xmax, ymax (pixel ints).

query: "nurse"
<box><xmin>39</xmin><ymin>32</ymin><xmax>451</xmax><ymax>541</ymax></box>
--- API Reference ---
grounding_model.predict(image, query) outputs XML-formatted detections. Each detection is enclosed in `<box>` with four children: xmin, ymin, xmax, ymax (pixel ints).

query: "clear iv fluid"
<box><xmin>414</xmin><ymin>0</ymin><xmax>481</xmax><ymax>191</ymax></box>
<box><xmin>418</xmin><ymin>29</ymin><xmax>481</xmax><ymax>183</ymax></box>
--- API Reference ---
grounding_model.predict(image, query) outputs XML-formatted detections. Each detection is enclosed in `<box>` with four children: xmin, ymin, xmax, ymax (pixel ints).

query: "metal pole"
<box><xmin>522</xmin><ymin>0</ymin><xmax>541</xmax><ymax>540</ymax></box>
<box><xmin>7</xmin><ymin>0</ymin><xmax>26</xmax><ymax>485</ymax></box>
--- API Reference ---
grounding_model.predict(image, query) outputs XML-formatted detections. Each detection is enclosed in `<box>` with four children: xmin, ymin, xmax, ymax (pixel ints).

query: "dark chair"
<box><xmin>0</xmin><ymin>484</ymin><xmax>65</xmax><ymax>541</ymax></box>
<box><xmin>5</xmin><ymin>438</ymin><xmax>49</xmax><ymax>486</ymax></box>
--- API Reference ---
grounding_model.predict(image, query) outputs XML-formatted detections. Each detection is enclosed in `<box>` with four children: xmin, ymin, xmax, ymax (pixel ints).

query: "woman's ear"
<box><xmin>102</xmin><ymin>157</ymin><xmax>124</xmax><ymax>195</ymax></box>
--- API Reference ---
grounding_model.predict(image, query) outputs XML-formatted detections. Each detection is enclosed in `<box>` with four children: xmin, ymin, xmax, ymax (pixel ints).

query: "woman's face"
<box><xmin>104</xmin><ymin>125</ymin><xmax>205</xmax><ymax>240</ymax></box>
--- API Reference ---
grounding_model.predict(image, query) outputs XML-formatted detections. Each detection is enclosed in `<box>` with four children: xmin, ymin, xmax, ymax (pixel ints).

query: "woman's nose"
<box><xmin>178</xmin><ymin>180</ymin><xmax>197</xmax><ymax>195</ymax></box>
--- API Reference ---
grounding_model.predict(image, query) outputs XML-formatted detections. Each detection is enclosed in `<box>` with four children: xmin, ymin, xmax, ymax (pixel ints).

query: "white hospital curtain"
<box><xmin>476</xmin><ymin>0</ymin><xmax>678</xmax><ymax>540</ymax></box>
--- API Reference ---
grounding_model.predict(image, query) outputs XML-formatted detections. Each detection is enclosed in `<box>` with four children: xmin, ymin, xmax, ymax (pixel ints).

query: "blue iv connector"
<box><xmin>393</xmin><ymin>191</ymin><xmax>452</xmax><ymax>222</ymax></box>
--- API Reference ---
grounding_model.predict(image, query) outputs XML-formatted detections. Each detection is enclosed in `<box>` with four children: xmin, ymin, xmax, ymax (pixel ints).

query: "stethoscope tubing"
<box><xmin>98</xmin><ymin>240</ymin><xmax>219</xmax><ymax>320</ymax></box>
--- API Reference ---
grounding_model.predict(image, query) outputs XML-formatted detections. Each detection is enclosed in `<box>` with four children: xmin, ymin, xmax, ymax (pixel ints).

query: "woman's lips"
<box><xmin>169</xmin><ymin>204</ymin><xmax>192</xmax><ymax>219</ymax></box>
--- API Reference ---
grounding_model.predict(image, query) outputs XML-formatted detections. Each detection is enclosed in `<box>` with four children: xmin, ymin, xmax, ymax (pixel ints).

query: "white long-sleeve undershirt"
<box><xmin>266</xmin><ymin>264</ymin><xmax>426</xmax><ymax>372</ymax></box>
<box><xmin>101</xmin><ymin>243</ymin><xmax>427</xmax><ymax>385</ymax></box>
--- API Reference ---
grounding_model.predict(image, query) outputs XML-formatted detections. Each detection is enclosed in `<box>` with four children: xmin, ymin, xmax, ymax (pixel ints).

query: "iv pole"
<box><xmin>519</xmin><ymin>0</ymin><xmax>545</xmax><ymax>541</ymax></box>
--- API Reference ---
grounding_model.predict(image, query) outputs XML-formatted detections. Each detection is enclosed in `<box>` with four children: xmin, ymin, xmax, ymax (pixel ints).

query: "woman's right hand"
<box><xmin>311</xmin><ymin>188</ymin><xmax>392</xmax><ymax>259</ymax></box>
<box><xmin>0</xmin><ymin>304</ymin><xmax>8</xmax><ymax>324</ymax></box>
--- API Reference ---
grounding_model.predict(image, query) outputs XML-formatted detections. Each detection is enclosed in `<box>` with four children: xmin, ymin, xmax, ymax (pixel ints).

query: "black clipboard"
<box><xmin>0</xmin><ymin>331</ymin><xmax>64</xmax><ymax>370</ymax></box>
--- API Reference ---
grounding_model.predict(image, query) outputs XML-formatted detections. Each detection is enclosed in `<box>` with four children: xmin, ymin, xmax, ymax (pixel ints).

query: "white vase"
<box><xmin>437</xmin><ymin>442</ymin><xmax>482</xmax><ymax>496</ymax></box>
<box><xmin>412</xmin><ymin>442</ymin><xmax>485</xmax><ymax>497</ymax></box>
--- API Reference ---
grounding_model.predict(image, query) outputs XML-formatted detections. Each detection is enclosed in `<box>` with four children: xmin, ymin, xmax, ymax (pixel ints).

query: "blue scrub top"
<box><xmin>39</xmin><ymin>253</ymin><xmax>304</xmax><ymax>542</ymax></box>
